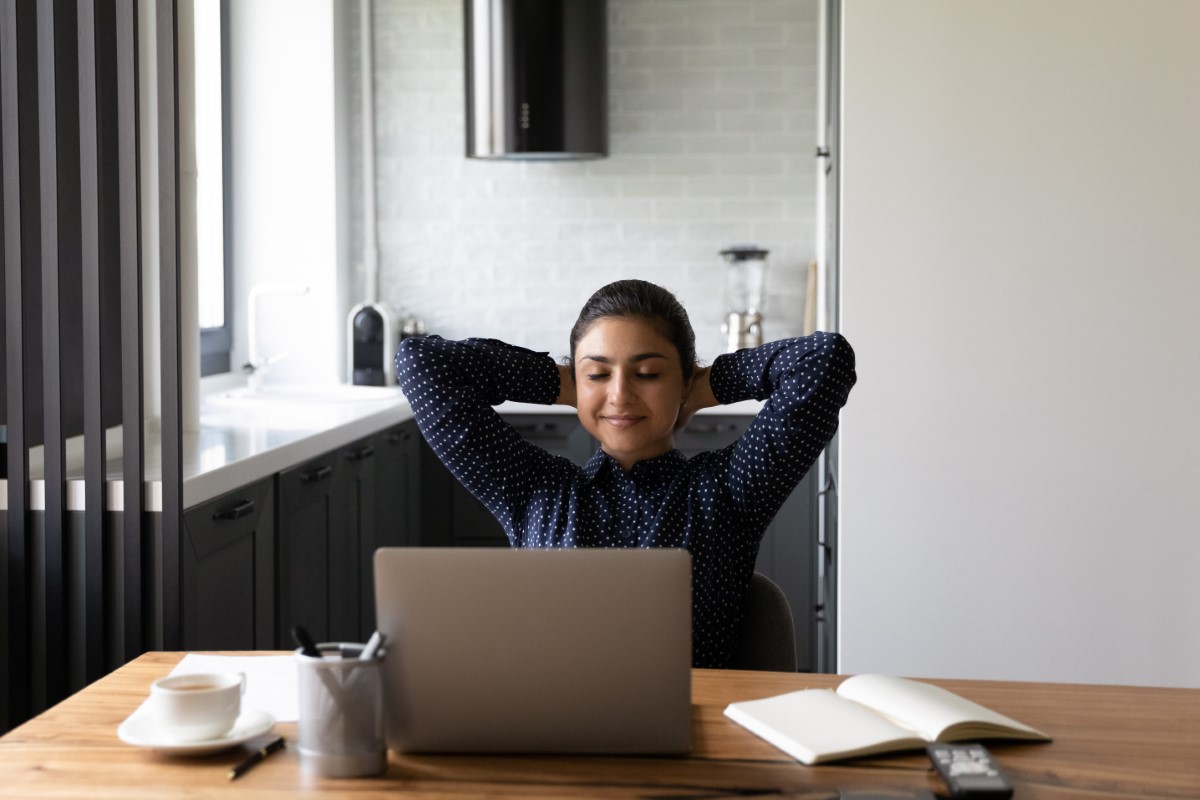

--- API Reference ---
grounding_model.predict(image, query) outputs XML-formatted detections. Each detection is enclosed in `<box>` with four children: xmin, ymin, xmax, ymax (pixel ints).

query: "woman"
<box><xmin>395</xmin><ymin>279</ymin><xmax>856</xmax><ymax>668</ymax></box>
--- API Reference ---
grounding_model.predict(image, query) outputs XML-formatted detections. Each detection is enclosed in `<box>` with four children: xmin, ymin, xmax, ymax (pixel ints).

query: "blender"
<box><xmin>720</xmin><ymin>245</ymin><xmax>769</xmax><ymax>351</ymax></box>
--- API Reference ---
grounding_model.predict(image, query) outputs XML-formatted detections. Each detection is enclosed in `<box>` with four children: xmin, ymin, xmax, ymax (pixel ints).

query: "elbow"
<box><xmin>395</xmin><ymin>335</ymin><xmax>432</xmax><ymax>389</ymax></box>
<box><xmin>823</xmin><ymin>331</ymin><xmax>858</xmax><ymax>396</ymax></box>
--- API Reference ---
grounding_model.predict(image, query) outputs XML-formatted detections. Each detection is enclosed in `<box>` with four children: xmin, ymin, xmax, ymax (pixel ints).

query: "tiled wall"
<box><xmin>353</xmin><ymin>0</ymin><xmax>818</xmax><ymax>362</ymax></box>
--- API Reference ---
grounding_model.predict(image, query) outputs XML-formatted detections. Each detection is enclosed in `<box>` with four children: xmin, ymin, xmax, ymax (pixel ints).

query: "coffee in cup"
<box><xmin>149</xmin><ymin>672</ymin><xmax>245</xmax><ymax>741</ymax></box>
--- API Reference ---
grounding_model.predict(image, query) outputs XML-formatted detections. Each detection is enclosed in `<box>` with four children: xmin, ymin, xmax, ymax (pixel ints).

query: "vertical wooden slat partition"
<box><xmin>1</xmin><ymin>0</ymin><xmax>33</xmax><ymax>730</ymax></box>
<box><xmin>0</xmin><ymin>0</ymin><xmax>180</xmax><ymax>733</ymax></box>
<box><xmin>35</xmin><ymin>0</ymin><xmax>69</xmax><ymax>709</ymax></box>
<box><xmin>156</xmin><ymin>0</ymin><xmax>181</xmax><ymax>652</ymax></box>
<box><xmin>116</xmin><ymin>0</ymin><xmax>143</xmax><ymax>665</ymax></box>
<box><xmin>77</xmin><ymin>0</ymin><xmax>110</xmax><ymax>685</ymax></box>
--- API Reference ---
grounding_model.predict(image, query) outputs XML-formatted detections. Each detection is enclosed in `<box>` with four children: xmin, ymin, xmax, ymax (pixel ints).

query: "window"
<box><xmin>196</xmin><ymin>0</ymin><xmax>231</xmax><ymax>375</ymax></box>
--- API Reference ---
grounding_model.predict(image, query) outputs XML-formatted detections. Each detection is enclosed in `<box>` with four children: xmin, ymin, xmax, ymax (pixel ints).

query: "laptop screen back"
<box><xmin>373</xmin><ymin>547</ymin><xmax>693</xmax><ymax>754</ymax></box>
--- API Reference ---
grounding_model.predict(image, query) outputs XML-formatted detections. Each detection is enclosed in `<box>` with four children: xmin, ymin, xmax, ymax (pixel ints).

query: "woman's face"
<box><xmin>573</xmin><ymin>316</ymin><xmax>690</xmax><ymax>471</ymax></box>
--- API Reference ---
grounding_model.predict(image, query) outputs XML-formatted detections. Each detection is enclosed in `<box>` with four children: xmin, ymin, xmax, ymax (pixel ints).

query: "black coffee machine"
<box><xmin>348</xmin><ymin>303</ymin><xmax>428</xmax><ymax>385</ymax></box>
<box><xmin>347</xmin><ymin>302</ymin><xmax>398</xmax><ymax>386</ymax></box>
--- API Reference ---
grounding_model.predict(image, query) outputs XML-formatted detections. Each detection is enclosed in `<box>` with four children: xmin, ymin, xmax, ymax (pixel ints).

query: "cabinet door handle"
<box><xmin>301</xmin><ymin>465</ymin><xmax>333</xmax><ymax>483</ymax></box>
<box><xmin>212</xmin><ymin>499</ymin><xmax>255</xmax><ymax>521</ymax></box>
<box><xmin>387</xmin><ymin>430</ymin><xmax>410</xmax><ymax>444</ymax></box>
<box><xmin>345</xmin><ymin>445</ymin><xmax>375</xmax><ymax>461</ymax></box>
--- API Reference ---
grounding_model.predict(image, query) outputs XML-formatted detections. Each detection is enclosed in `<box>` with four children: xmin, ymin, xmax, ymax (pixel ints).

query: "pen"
<box><xmin>227</xmin><ymin>736</ymin><xmax>285</xmax><ymax>781</ymax></box>
<box><xmin>291</xmin><ymin>625</ymin><xmax>323</xmax><ymax>658</ymax></box>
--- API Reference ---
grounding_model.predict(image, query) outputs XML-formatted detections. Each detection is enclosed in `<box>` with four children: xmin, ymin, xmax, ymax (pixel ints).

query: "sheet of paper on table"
<box><xmin>169</xmin><ymin>653</ymin><xmax>298</xmax><ymax>722</ymax></box>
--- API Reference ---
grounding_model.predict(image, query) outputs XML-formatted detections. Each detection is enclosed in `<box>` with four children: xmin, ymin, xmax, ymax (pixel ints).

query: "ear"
<box><xmin>680</xmin><ymin>366</ymin><xmax>699</xmax><ymax>402</ymax></box>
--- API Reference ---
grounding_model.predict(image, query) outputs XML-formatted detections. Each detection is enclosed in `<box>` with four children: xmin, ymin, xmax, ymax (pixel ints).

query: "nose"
<box><xmin>608</xmin><ymin>370</ymin><xmax>634</xmax><ymax>405</ymax></box>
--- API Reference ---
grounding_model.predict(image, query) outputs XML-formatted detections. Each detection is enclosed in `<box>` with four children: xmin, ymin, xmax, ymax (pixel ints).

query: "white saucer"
<box><xmin>117</xmin><ymin>704</ymin><xmax>276</xmax><ymax>755</ymax></box>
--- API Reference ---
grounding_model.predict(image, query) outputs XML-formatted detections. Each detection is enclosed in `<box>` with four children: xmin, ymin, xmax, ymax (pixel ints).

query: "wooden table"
<box><xmin>1</xmin><ymin>652</ymin><xmax>1197</xmax><ymax>798</ymax></box>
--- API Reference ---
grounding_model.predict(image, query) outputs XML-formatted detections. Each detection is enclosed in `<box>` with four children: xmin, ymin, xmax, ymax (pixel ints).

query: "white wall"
<box><xmin>838</xmin><ymin>0</ymin><xmax>1200</xmax><ymax>686</ymax></box>
<box><xmin>359</xmin><ymin>0</ymin><xmax>820</xmax><ymax>362</ymax></box>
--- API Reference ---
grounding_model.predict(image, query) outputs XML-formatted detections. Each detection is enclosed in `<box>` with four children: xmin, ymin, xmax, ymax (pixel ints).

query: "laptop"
<box><xmin>373</xmin><ymin>547</ymin><xmax>693</xmax><ymax>755</ymax></box>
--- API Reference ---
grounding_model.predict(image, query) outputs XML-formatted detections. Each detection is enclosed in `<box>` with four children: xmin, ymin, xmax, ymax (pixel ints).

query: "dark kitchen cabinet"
<box><xmin>181</xmin><ymin>478</ymin><xmax>275</xmax><ymax>651</ymax></box>
<box><xmin>276</xmin><ymin>437</ymin><xmax>378</xmax><ymax>646</ymax></box>
<box><xmin>277</xmin><ymin>421</ymin><xmax>422</xmax><ymax>647</ymax></box>
<box><xmin>359</xmin><ymin>422</ymin><xmax>422</xmax><ymax>639</ymax></box>
<box><xmin>333</xmin><ymin>438</ymin><xmax>378</xmax><ymax>641</ymax></box>
<box><xmin>277</xmin><ymin>450</ymin><xmax>343</xmax><ymax>646</ymax></box>
<box><xmin>173</xmin><ymin>420</ymin><xmax>422</xmax><ymax>653</ymax></box>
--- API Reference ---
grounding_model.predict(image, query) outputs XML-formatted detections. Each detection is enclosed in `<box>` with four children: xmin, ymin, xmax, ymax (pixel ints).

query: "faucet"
<box><xmin>242</xmin><ymin>283</ymin><xmax>311</xmax><ymax>390</ymax></box>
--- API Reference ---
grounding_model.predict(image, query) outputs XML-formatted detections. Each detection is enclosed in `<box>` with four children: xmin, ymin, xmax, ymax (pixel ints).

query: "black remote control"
<box><xmin>926</xmin><ymin>743</ymin><xmax>1014</xmax><ymax>799</ymax></box>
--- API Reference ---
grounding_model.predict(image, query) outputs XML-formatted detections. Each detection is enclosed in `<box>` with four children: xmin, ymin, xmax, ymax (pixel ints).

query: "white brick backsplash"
<box><xmin>622</xmin><ymin>221</ymin><xmax>683</xmax><ymax>242</ymax></box>
<box><xmin>611</xmin><ymin>47</ymin><xmax>685</xmax><ymax>70</ymax></box>
<box><xmin>611</xmin><ymin>131</ymin><xmax>688</xmax><ymax>155</ymax></box>
<box><xmin>612</xmin><ymin>90</ymin><xmax>686</xmax><ymax>113</ymax></box>
<box><xmin>650</xmin><ymin>111</ymin><xmax>719</xmax><ymax>134</ymax></box>
<box><xmin>651</xmin><ymin>156</ymin><xmax>718</xmax><ymax>177</ymax></box>
<box><xmin>681</xmin><ymin>89</ymin><xmax>752</xmax><ymax>112</ymax></box>
<box><xmin>645</xmin><ymin>68</ymin><xmax>718</xmax><ymax>92</ymax></box>
<box><xmin>719</xmin><ymin>154</ymin><xmax>791</xmax><ymax>176</ymax></box>
<box><xmin>621</xmin><ymin>177</ymin><xmax>689</xmax><ymax>198</ymax></box>
<box><xmin>719</xmin><ymin>110</ymin><xmax>786</xmax><ymax>134</ymax></box>
<box><xmin>589</xmin><ymin>197</ymin><xmax>655</xmax><ymax>220</ymax></box>
<box><xmin>685</xmin><ymin>133</ymin><xmax>755</xmax><ymax>156</ymax></box>
<box><xmin>755</xmin><ymin>0</ymin><xmax>815</xmax><ymax>24</ymax></box>
<box><xmin>754</xmin><ymin>46</ymin><xmax>801</xmax><ymax>68</ymax></box>
<box><xmin>716</xmin><ymin>68</ymin><xmax>787</xmax><ymax>92</ymax></box>
<box><xmin>719</xmin><ymin>25</ymin><xmax>786</xmax><ymax>47</ymax></box>
<box><xmin>685</xmin><ymin>48</ymin><xmax>752</xmax><ymax>70</ymax></box>
<box><xmin>357</xmin><ymin>0</ymin><xmax>819</xmax><ymax>354</ymax></box>
<box><xmin>687</xmin><ymin>175</ymin><xmax>750</xmax><ymax>198</ymax></box>
<box><xmin>655</xmin><ymin>198</ymin><xmax>721</xmax><ymax>221</ymax></box>
<box><xmin>653</xmin><ymin>26</ymin><xmax>720</xmax><ymax>47</ymax></box>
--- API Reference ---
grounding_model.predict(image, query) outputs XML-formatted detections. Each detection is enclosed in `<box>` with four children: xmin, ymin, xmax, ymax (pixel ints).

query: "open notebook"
<box><xmin>725</xmin><ymin>674</ymin><xmax>1050</xmax><ymax>765</ymax></box>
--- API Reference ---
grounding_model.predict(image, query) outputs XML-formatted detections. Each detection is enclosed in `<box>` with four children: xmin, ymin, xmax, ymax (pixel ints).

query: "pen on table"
<box><xmin>228</xmin><ymin>736</ymin><xmax>285</xmax><ymax>781</ymax></box>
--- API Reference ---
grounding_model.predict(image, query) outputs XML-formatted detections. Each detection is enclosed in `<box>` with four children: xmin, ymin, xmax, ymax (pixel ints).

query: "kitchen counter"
<box><xmin>187</xmin><ymin>394</ymin><xmax>762</xmax><ymax>509</ymax></box>
<box><xmin>6</xmin><ymin>390</ymin><xmax>763</xmax><ymax>512</ymax></box>
<box><xmin>185</xmin><ymin>392</ymin><xmax>762</xmax><ymax>509</ymax></box>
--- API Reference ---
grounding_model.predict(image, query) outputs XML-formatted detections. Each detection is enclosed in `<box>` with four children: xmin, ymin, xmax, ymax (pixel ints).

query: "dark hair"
<box><xmin>568</xmin><ymin>279</ymin><xmax>696</xmax><ymax>381</ymax></box>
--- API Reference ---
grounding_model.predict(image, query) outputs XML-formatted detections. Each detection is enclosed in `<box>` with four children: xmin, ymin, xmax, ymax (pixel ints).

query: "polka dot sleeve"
<box><xmin>709</xmin><ymin>332</ymin><xmax>857</xmax><ymax>531</ymax></box>
<box><xmin>395</xmin><ymin>335</ymin><xmax>569</xmax><ymax>540</ymax></box>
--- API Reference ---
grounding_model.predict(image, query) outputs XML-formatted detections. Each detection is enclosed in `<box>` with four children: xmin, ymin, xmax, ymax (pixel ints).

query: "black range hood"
<box><xmin>465</xmin><ymin>0</ymin><xmax>608</xmax><ymax>160</ymax></box>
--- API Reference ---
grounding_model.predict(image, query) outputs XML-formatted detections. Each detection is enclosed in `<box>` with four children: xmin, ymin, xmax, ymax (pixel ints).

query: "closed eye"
<box><xmin>636</xmin><ymin>373</ymin><xmax>660</xmax><ymax>380</ymax></box>
<box><xmin>585</xmin><ymin>373</ymin><xmax>610</xmax><ymax>381</ymax></box>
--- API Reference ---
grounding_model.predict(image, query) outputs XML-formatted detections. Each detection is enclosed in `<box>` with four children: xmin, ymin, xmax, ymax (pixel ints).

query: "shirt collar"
<box><xmin>583</xmin><ymin>447</ymin><xmax>687</xmax><ymax>484</ymax></box>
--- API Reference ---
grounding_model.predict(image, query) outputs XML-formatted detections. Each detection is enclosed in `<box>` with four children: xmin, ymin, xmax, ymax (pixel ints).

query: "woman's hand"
<box><xmin>555</xmin><ymin>363</ymin><xmax>577</xmax><ymax>408</ymax></box>
<box><xmin>676</xmin><ymin>366</ymin><xmax>716</xmax><ymax>431</ymax></box>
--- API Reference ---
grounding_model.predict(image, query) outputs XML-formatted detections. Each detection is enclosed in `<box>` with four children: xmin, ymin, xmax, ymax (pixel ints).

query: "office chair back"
<box><xmin>729</xmin><ymin>572</ymin><xmax>798</xmax><ymax>672</ymax></box>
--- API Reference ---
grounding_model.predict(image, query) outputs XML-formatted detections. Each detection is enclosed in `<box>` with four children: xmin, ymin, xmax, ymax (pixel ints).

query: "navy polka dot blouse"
<box><xmin>395</xmin><ymin>332</ymin><xmax>857</xmax><ymax>668</ymax></box>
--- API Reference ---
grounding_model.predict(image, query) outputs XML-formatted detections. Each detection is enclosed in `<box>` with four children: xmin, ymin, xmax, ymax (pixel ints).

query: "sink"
<box><xmin>200</xmin><ymin>384</ymin><xmax>406</xmax><ymax>430</ymax></box>
<box><xmin>205</xmin><ymin>384</ymin><xmax>404</xmax><ymax>408</ymax></box>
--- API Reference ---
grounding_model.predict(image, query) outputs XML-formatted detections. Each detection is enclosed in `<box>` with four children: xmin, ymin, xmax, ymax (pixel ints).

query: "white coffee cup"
<box><xmin>148</xmin><ymin>672</ymin><xmax>246</xmax><ymax>742</ymax></box>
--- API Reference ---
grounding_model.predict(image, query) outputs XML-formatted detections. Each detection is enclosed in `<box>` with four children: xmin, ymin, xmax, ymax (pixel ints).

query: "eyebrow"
<box><xmin>579</xmin><ymin>352</ymin><xmax>669</xmax><ymax>365</ymax></box>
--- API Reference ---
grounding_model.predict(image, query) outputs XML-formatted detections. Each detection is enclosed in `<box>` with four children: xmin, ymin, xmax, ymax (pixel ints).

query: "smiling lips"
<box><xmin>602</xmin><ymin>414</ymin><xmax>645</xmax><ymax>428</ymax></box>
